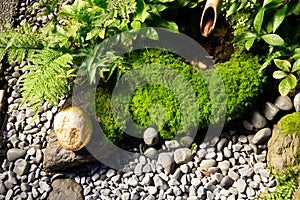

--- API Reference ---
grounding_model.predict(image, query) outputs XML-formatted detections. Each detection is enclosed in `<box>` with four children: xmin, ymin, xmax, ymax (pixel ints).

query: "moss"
<box><xmin>262</xmin><ymin>113</ymin><xmax>300</xmax><ymax>200</ymax></box>
<box><xmin>279</xmin><ymin>112</ymin><xmax>300</xmax><ymax>137</ymax></box>
<box><xmin>95</xmin><ymin>49</ymin><xmax>266</xmax><ymax>142</ymax></box>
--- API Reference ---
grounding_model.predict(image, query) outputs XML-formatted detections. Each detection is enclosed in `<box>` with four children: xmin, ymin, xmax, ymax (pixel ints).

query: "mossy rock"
<box><xmin>96</xmin><ymin>49</ymin><xmax>265</xmax><ymax>143</ymax></box>
<box><xmin>267</xmin><ymin>112</ymin><xmax>300</xmax><ymax>171</ymax></box>
<box><xmin>265</xmin><ymin>112</ymin><xmax>300</xmax><ymax>200</ymax></box>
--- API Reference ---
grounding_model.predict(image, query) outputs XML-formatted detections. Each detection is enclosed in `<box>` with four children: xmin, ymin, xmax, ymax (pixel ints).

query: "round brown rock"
<box><xmin>53</xmin><ymin>107</ymin><xmax>93</xmax><ymax>151</ymax></box>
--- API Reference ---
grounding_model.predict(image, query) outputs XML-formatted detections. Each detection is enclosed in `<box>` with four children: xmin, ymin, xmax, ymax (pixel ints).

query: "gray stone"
<box><xmin>223</xmin><ymin>147</ymin><xmax>232</xmax><ymax>158</ymax></box>
<box><xmin>236</xmin><ymin>179</ymin><xmax>247</xmax><ymax>193</ymax></box>
<box><xmin>232</xmin><ymin>144</ymin><xmax>243</xmax><ymax>152</ymax></box>
<box><xmin>144</xmin><ymin>127</ymin><xmax>159</xmax><ymax>146</ymax></box>
<box><xmin>217</xmin><ymin>138</ymin><xmax>228</xmax><ymax>151</ymax></box>
<box><xmin>180</xmin><ymin>136</ymin><xmax>193</xmax><ymax>147</ymax></box>
<box><xmin>5</xmin><ymin>189</ymin><xmax>13</xmax><ymax>200</ymax></box>
<box><xmin>252</xmin><ymin>128</ymin><xmax>272</xmax><ymax>144</ymax></box>
<box><xmin>35</xmin><ymin>149</ymin><xmax>43</xmax><ymax>164</ymax></box>
<box><xmin>6</xmin><ymin>148</ymin><xmax>26</xmax><ymax>162</ymax></box>
<box><xmin>174</xmin><ymin>148</ymin><xmax>193</xmax><ymax>164</ymax></box>
<box><xmin>238</xmin><ymin>167</ymin><xmax>254</xmax><ymax>178</ymax></box>
<box><xmin>238</xmin><ymin>135</ymin><xmax>248</xmax><ymax>143</ymax></box>
<box><xmin>220</xmin><ymin>176</ymin><xmax>234</xmax><ymax>189</ymax></box>
<box><xmin>128</xmin><ymin>176</ymin><xmax>139</xmax><ymax>187</ymax></box>
<box><xmin>165</xmin><ymin>140</ymin><xmax>181</xmax><ymax>150</ymax></box>
<box><xmin>218</xmin><ymin>160</ymin><xmax>230</xmax><ymax>171</ymax></box>
<box><xmin>43</xmin><ymin>130</ymin><xmax>98</xmax><ymax>172</ymax></box>
<box><xmin>48</xmin><ymin>179</ymin><xmax>83</xmax><ymax>200</ymax></box>
<box><xmin>205</xmin><ymin>152</ymin><xmax>217</xmax><ymax>159</ymax></box>
<box><xmin>142</xmin><ymin>163</ymin><xmax>152</xmax><ymax>173</ymax></box>
<box><xmin>246</xmin><ymin>187</ymin><xmax>255</xmax><ymax>197</ymax></box>
<box><xmin>263</xmin><ymin>102</ymin><xmax>280</xmax><ymax>120</ymax></box>
<box><xmin>249</xmin><ymin>181</ymin><xmax>259</xmax><ymax>189</ymax></box>
<box><xmin>157</xmin><ymin>152</ymin><xmax>174</xmax><ymax>174</ymax></box>
<box><xmin>293</xmin><ymin>93</ymin><xmax>300</xmax><ymax>112</ymax></box>
<box><xmin>13</xmin><ymin>159</ymin><xmax>29</xmax><ymax>176</ymax></box>
<box><xmin>208</xmin><ymin>167</ymin><xmax>220</xmax><ymax>174</ymax></box>
<box><xmin>200</xmin><ymin>159</ymin><xmax>217</xmax><ymax>169</ymax></box>
<box><xmin>0</xmin><ymin>182</ymin><xmax>6</xmax><ymax>195</ymax></box>
<box><xmin>106</xmin><ymin>169</ymin><xmax>116</xmax><ymax>178</ymax></box>
<box><xmin>197</xmin><ymin>149</ymin><xmax>207</xmax><ymax>159</ymax></box>
<box><xmin>250</xmin><ymin>110</ymin><xmax>268</xmax><ymax>129</ymax></box>
<box><xmin>274</xmin><ymin>96</ymin><xmax>293</xmax><ymax>111</ymax></box>
<box><xmin>134</xmin><ymin>163</ymin><xmax>143</xmax><ymax>176</ymax></box>
<box><xmin>191</xmin><ymin>178</ymin><xmax>201</xmax><ymax>187</ymax></box>
<box><xmin>153</xmin><ymin>175</ymin><xmax>164</xmax><ymax>188</ymax></box>
<box><xmin>228</xmin><ymin>169</ymin><xmax>239</xmax><ymax>181</ymax></box>
<box><xmin>144</xmin><ymin>147</ymin><xmax>158</xmax><ymax>159</ymax></box>
<box><xmin>243</xmin><ymin>120</ymin><xmax>254</xmax><ymax>131</ymax></box>
<box><xmin>180</xmin><ymin>164</ymin><xmax>189</xmax><ymax>174</ymax></box>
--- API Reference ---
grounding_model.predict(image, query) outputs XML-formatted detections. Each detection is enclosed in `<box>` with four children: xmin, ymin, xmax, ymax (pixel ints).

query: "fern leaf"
<box><xmin>20</xmin><ymin>48</ymin><xmax>73</xmax><ymax>115</ymax></box>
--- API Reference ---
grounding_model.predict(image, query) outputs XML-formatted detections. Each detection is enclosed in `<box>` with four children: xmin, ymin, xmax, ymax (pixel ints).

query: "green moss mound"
<box><xmin>96</xmin><ymin>49</ymin><xmax>266</xmax><ymax>143</ymax></box>
<box><xmin>279</xmin><ymin>112</ymin><xmax>300</xmax><ymax>137</ymax></box>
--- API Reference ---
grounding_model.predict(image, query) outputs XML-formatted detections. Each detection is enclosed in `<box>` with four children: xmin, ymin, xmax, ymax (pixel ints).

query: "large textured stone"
<box><xmin>43</xmin><ymin>129</ymin><xmax>97</xmax><ymax>172</ymax></box>
<box><xmin>157</xmin><ymin>152</ymin><xmax>174</xmax><ymax>174</ymax></box>
<box><xmin>6</xmin><ymin>148</ymin><xmax>26</xmax><ymax>162</ymax></box>
<box><xmin>263</xmin><ymin>102</ymin><xmax>280</xmax><ymax>121</ymax></box>
<box><xmin>267</xmin><ymin>124</ymin><xmax>300</xmax><ymax>170</ymax></box>
<box><xmin>252</xmin><ymin>128</ymin><xmax>272</xmax><ymax>144</ymax></box>
<box><xmin>48</xmin><ymin>179</ymin><xmax>83</xmax><ymax>200</ymax></box>
<box><xmin>294</xmin><ymin>93</ymin><xmax>300</xmax><ymax>112</ymax></box>
<box><xmin>143</xmin><ymin>127</ymin><xmax>159</xmax><ymax>146</ymax></box>
<box><xmin>174</xmin><ymin>148</ymin><xmax>193</xmax><ymax>164</ymax></box>
<box><xmin>53</xmin><ymin>107</ymin><xmax>93</xmax><ymax>151</ymax></box>
<box><xmin>274</xmin><ymin>96</ymin><xmax>293</xmax><ymax>111</ymax></box>
<box><xmin>250</xmin><ymin>110</ymin><xmax>268</xmax><ymax>129</ymax></box>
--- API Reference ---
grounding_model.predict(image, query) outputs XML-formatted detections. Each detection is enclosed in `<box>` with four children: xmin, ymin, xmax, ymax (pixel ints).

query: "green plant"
<box><xmin>279</xmin><ymin>112</ymin><xmax>300</xmax><ymax>137</ymax></box>
<box><xmin>45</xmin><ymin>0</ymin><xmax>182</xmax><ymax>50</ymax></box>
<box><xmin>272</xmin><ymin>58</ymin><xmax>300</xmax><ymax>95</ymax></box>
<box><xmin>262</xmin><ymin>166</ymin><xmax>299</xmax><ymax>200</ymax></box>
<box><xmin>0</xmin><ymin>25</ymin><xmax>74</xmax><ymax>116</ymax></box>
<box><xmin>95</xmin><ymin>49</ymin><xmax>265</xmax><ymax>142</ymax></box>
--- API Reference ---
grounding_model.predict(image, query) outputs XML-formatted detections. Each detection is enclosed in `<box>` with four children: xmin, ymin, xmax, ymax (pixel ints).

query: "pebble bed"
<box><xmin>0</xmin><ymin>0</ymin><xmax>297</xmax><ymax>200</ymax></box>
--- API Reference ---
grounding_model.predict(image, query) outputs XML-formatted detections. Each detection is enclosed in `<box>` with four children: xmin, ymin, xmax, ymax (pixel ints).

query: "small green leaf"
<box><xmin>233</xmin><ymin>32</ymin><xmax>257</xmax><ymax>43</ymax></box>
<box><xmin>272</xmin><ymin>4</ymin><xmax>287</xmax><ymax>33</ymax></box>
<box><xmin>254</xmin><ymin>8</ymin><xmax>264</xmax><ymax>33</ymax></box>
<box><xmin>273</xmin><ymin>70</ymin><xmax>287</xmax><ymax>79</ymax></box>
<box><xmin>226</xmin><ymin>2</ymin><xmax>239</xmax><ymax>17</ymax></box>
<box><xmin>292</xmin><ymin>59</ymin><xmax>300</xmax><ymax>72</ymax></box>
<box><xmin>286</xmin><ymin>74</ymin><xmax>297</xmax><ymax>89</ymax></box>
<box><xmin>153</xmin><ymin>18</ymin><xmax>178</xmax><ymax>32</ymax></box>
<box><xmin>261</xmin><ymin>34</ymin><xmax>284</xmax><ymax>46</ymax></box>
<box><xmin>245</xmin><ymin>37</ymin><xmax>256</xmax><ymax>50</ymax></box>
<box><xmin>131</xmin><ymin>21</ymin><xmax>141</xmax><ymax>29</ymax></box>
<box><xmin>134</xmin><ymin>0</ymin><xmax>149</xmax><ymax>23</ymax></box>
<box><xmin>274</xmin><ymin>59</ymin><xmax>291</xmax><ymax>72</ymax></box>
<box><xmin>278</xmin><ymin>78</ymin><xmax>291</xmax><ymax>96</ymax></box>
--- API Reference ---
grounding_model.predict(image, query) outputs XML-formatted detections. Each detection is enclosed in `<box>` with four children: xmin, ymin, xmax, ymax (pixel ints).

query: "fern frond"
<box><xmin>0</xmin><ymin>31</ymin><xmax>44</xmax><ymax>64</ymax></box>
<box><xmin>20</xmin><ymin>48</ymin><xmax>73</xmax><ymax>115</ymax></box>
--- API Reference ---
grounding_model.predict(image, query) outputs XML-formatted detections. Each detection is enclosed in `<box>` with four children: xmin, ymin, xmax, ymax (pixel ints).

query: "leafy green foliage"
<box><xmin>20</xmin><ymin>48</ymin><xmax>73</xmax><ymax>115</ymax></box>
<box><xmin>262</xmin><ymin>166</ymin><xmax>299</xmax><ymax>200</ymax></box>
<box><xmin>226</xmin><ymin>0</ymin><xmax>300</xmax><ymax>96</ymax></box>
<box><xmin>0</xmin><ymin>27</ymin><xmax>43</xmax><ymax>64</ymax></box>
<box><xmin>95</xmin><ymin>49</ymin><xmax>265</xmax><ymax>142</ymax></box>
<box><xmin>0</xmin><ymin>24</ymin><xmax>74</xmax><ymax>117</ymax></box>
<box><xmin>46</xmin><ymin>0</ymin><xmax>182</xmax><ymax>50</ymax></box>
<box><xmin>279</xmin><ymin>112</ymin><xmax>300</xmax><ymax>137</ymax></box>
<box><xmin>272</xmin><ymin>58</ymin><xmax>300</xmax><ymax>95</ymax></box>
